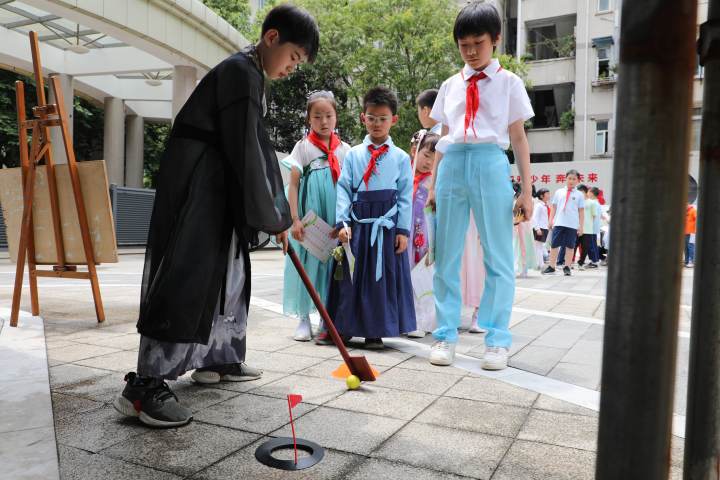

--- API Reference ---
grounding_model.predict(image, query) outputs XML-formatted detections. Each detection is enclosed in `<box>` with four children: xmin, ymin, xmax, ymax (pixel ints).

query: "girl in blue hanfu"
<box><xmin>326</xmin><ymin>86</ymin><xmax>416</xmax><ymax>350</ymax></box>
<box><xmin>281</xmin><ymin>91</ymin><xmax>351</xmax><ymax>342</ymax></box>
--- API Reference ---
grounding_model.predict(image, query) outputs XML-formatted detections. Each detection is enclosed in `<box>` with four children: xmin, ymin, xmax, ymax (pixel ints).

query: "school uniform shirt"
<box><xmin>430</xmin><ymin>58</ymin><xmax>534</xmax><ymax>153</ymax></box>
<box><xmin>283</xmin><ymin>137</ymin><xmax>351</xmax><ymax>174</ymax></box>
<box><xmin>551</xmin><ymin>187</ymin><xmax>586</xmax><ymax>230</ymax></box>
<box><xmin>531</xmin><ymin>201</ymin><xmax>550</xmax><ymax>230</ymax></box>
<box><xmin>583</xmin><ymin>198</ymin><xmax>600</xmax><ymax>234</ymax></box>
<box><xmin>335</xmin><ymin>135</ymin><xmax>413</xmax><ymax>236</ymax></box>
<box><xmin>429</xmin><ymin>123</ymin><xmax>442</xmax><ymax>135</ymax></box>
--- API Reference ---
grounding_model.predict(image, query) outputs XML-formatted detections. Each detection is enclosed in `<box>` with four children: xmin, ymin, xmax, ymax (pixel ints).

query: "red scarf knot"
<box><xmin>307</xmin><ymin>130</ymin><xmax>342</xmax><ymax>184</ymax></box>
<box><xmin>363</xmin><ymin>144</ymin><xmax>389</xmax><ymax>189</ymax></box>
<box><xmin>413</xmin><ymin>171</ymin><xmax>432</xmax><ymax>196</ymax></box>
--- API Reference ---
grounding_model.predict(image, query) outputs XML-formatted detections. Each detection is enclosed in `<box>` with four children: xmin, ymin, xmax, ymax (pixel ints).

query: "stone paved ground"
<box><xmin>0</xmin><ymin>250</ymin><xmax>692</xmax><ymax>479</ymax></box>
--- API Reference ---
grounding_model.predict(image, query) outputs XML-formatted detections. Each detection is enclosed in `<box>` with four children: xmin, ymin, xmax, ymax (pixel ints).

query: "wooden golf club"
<box><xmin>286</xmin><ymin>244</ymin><xmax>376</xmax><ymax>382</ymax></box>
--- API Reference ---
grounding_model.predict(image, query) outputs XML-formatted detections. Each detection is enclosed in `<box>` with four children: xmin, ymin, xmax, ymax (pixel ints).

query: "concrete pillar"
<box><xmin>103</xmin><ymin>97</ymin><xmax>125</xmax><ymax>186</ymax></box>
<box><xmin>124</xmin><ymin>115</ymin><xmax>144</xmax><ymax>188</ymax></box>
<box><xmin>516</xmin><ymin>0</ymin><xmax>525</xmax><ymax>59</ymax></box>
<box><xmin>172</xmin><ymin>65</ymin><xmax>197</xmax><ymax>122</ymax></box>
<box><xmin>47</xmin><ymin>74</ymin><xmax>74</xmax><ymax>164</ymax></box>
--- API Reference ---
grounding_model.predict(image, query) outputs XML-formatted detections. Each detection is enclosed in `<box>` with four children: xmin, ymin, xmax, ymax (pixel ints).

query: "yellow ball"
<box><xmin>346</xmin><ymin>375</ymin><xmax>361</xmax><ymax>390</ymax></box>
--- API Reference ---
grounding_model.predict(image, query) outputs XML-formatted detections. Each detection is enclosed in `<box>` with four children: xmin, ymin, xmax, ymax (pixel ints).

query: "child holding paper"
<box><xmin>326</xmin><ymin>87</ymin><xmax>416</xmax><ymax>350</ymax></box>
<box><xmin>282</xmin><ymin>91</ymin><xmax>351</xmax><ymax>342</ymax></box>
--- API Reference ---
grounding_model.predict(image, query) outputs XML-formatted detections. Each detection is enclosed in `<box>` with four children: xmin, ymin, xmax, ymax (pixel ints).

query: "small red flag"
<box><xmin>288</xmin><ymin>394</ymin><xmax>303</xmax><ymax>409</ymax></box>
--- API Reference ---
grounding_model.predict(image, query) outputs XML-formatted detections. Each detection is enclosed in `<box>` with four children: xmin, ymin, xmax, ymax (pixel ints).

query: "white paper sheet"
<box><xmin>299</xmin><ymin>210</ymin><xmax>336</xmax><ymax>263</ymax></box>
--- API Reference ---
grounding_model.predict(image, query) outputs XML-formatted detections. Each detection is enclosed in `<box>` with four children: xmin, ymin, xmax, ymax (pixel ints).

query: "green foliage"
<box><xmin>201</xmin><ymin>0</ymin><xmax>252</xmax><ymax>38</ymax></box>
<box><xmin>249</xmin><ymin>0</ymin><xmax>529</xmax><ymax>153</ymax></box>
<box><xmin>72</xmin><ymin>96</ymin><xmax>104</xmax><ymax>161</ymax></box>
<box><xmin>526</xmin><ymin>33</ymin><xmax>576</xmax><ymax>60</ymax></box>
<box><xmin>559</xmin><ymin>109</ymin><xmax>575</xmax><ymax>131</ymax></box>
<box><xmin>143</xmin><ymin>122</ymin><xmax>171</xmax><ymax>188</ymax></box>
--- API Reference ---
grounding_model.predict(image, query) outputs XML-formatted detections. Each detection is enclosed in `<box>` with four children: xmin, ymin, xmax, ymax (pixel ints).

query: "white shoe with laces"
<box><xmin>407</xmin><ymin>329</ymin><xmax>426</xmax><ymax>338</ymax></box>
<box><xmin>482</xmin><ymin>346</ymin><xmax>509</xmax><ymax>370</ymax></box>
<box><xmin>429</xmin><ymin>340</ymin><xmax>456</xmax><ymax>366</ymax></box>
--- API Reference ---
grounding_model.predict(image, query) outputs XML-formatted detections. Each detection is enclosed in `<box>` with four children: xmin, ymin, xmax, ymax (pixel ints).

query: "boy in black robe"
<box><xmin>112</xmin><ymin>5</ymin><xmax>319</xmax><ymax>428</ymax></box>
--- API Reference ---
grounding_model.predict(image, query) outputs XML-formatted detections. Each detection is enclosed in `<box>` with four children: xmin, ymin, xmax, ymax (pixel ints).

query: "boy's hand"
<box><xmin>426</xmin><ymin>187</ymin><xmax>436</xmax><ymax>211</ymax></box>
<box><xmin>291</xmin><ymin>219</ymin><xmax>305</xmax><ymax>242</ymax></box>
<box><xmin>276</xmin><ymin>231</ymin><xmax>289</xmax><ymax>254</ymax></box>
<box><xmin>578</xmin><ymin>228</ymin><xmax>584</xmax><ymax>237</ymax></box>
<box><xmin>339</xmin><ymin>227</ymin><xmax>351</xmax><ymax>244</ymax></box>
<box><xmin>395</xmin><ymin>234</ymin><xmax>408</xmax><ymax>254</ymax></box>
<box><xmin>519</xmin><ymin>192</ymin><xmax>533</xmax><ymax>222</ymax></box>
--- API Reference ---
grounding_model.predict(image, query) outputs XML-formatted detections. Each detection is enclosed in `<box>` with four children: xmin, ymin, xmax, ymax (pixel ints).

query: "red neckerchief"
<box><xmin>461</xmin><ymin>64</ymin><xmax>503</xmax><ymax>141</ymax></box>
<box><xmin>545</xmin><ymin>203</ymin><xmax>551</xmax><ymax>220</ymax></box>
<box><xmin>563</xmin><ymin>188</ymin><xmax>573</xmax><ymax>211</ymax></box>
<box><xmin>363</xmin><ymin>144</ymin><xmax>389</xmax><ymax>188</ymax></box>
<box><xmin>307</xmin><ymin>130</ymin><xmax>342</xmax><ymax>183</ymax></box>
<box><xmin>413</xmin><ymin>171</ymin><xmax>432</xmax><ymax>196</ymax></box>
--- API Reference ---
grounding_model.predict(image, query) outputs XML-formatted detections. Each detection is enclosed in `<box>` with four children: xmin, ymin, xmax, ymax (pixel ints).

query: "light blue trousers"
<box><xmin>432</xmin><ymin>143</ymin><xmax>515</xmax><ymax>347</ymax></box>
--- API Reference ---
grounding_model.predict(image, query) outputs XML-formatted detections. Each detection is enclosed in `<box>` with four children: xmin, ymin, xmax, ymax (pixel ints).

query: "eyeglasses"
<box><xmin>364</xmin><ymin>115</ymin><xmax>392</xmax><ymax>124</ymax></box>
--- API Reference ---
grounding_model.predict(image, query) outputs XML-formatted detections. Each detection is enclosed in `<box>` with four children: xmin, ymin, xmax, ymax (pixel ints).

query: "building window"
<box><xmin>595</xmin><ymin>120</ymin><xmax>609</xmax><ymax>154</ymax></box>
<box><xmin>598</xmin><ymin>0</ymin><xmax>612</xmax><ymax>13</ymax></box>
<box><xmin>597</xmin><ymin>46</ymin><xmax>611</xmax><ymax>79</ymax></box>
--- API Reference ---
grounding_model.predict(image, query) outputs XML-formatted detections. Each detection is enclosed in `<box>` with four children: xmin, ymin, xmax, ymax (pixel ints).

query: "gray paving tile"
<box><xmin>510</xmin><ymin>316</ymin><xmax>559</xmax><ymax>337</ymax></box>
<box><xmin>59</xmin><ymin>445</ymin><xmax>183</xmax><ymax>480</ymax></box>
<box><xmin>192</xmin><ymin>440</ymin><xmax>363</xmax><ymax>480</ymax></box>
<box><xmin>372</xmin><ymin>367</ymin><xmax>464</xmax><ymax>395</ymax></box>
<box><xmin>55</xmin><ymin>370</ymin><xmax>126</xmax><ymax>403</ymax></box>
<box><xmin>533</xmin><ymin>321</ymin><xmax>591</xmax><ymax>349</ymax></box>
<box><xmin>56</xmin><ymin>405</ymin><xmax>147</xmax><ymax>452</ymax></box>
<box><xmin>169</xmin><ymin>379</ymin><xmax>242</xmax><ymax>413</ymax></box>
<box><xmin>534</xmin><ymin>395</ymin><xmax>598</xmax><ymax>418</ymax></box>
<box><xmin>194</xmin><ymin>392</ymin><xmax>315</xmax><ymax>434</ymax></box>
<box><xmin>245</xmin><ymin>350</ymin><xmax>326</xmax><ymax>374</ymax></box>
<box><xmin>297</xmin><ymin>358</ymin><xmax>391</xmax><ymax>379</ymax></box>
<box><xmin>415</xmin><ymin>396</ymin><xmax>529</xmax><ymax>438</ymax></box>
<box><xmin>252</xmin><ymin>374</ymin><xmax>348</xmax><ymax>405</ymax></box>
<box><xmin>202</xmin><ymin>370</ymin><xmax>290</xmax><ymax>393</ymax></box>
<box><xmin>509</xmin><ymin>345</ymin><xmax>567</xmax><ymax>375</ymax></box>
<box><xmin>492</xmin><ymin>440</ymin><xmax>596</xmax><ymax>480</ymax></box>
<box><xmin>325</xmin><ymin>384</ymin><xmax>437</xmax><ymax>420</ymax></box>
<box><xmin>73</xmin><ymin>350</ymin><xmax>139</xmax><ymax>372</ymax></box>
<box><xmin>276</xmin><ymin>341</ymin><xmax>344</xmax><ymax>359</ymax></box>
<box><xmin>518</xmin><ymin>410</ymin><xmax>598</xmax><ymax>452</ymax></box>
<box><xmin>77</xmin><ymin>333</ymin><xmax>141</xmax><ymax>350</ymax></box>
<box><xmin>102</xmin><ymin>422</ymin><xmax>259</xmax><ymax>477</ymax></box>
<box><xmin>395</xmin><ymin>355</ymin><xmax>469</xmax><ymax>375</ymax></box>
<box><xmin>373</xmin><ymin>422</ymin><xmax>512</xmax><ymax>479</ymax></box>
<box><xmin>548</xmin><ymin>362</ymin><xmax>601</xmax><ymax>390</ymax></box>
<box><xmin>346</xmin><ymin>458</ymin><xmax>465</xmax><ymax>480</ymax></box>
<box><xmin>344</xmin><ymin>347</ymin><xmax>414</xmax><ymax>367</ymax></box>
<box><xmin>246</xmin><ymin>329</ymin><xmax>300</xmax><ymax>351</ymax></box>
<box><xmin>49</xmin><ymin>364</ymin><xmax>113</xmax><ymax>389</ymax></box>
<box><xmin>51</xmin><ymin>392</ymin><xmax>105</xmax><ymax>420</ymax></box>
<box><xmin>561</xmin><ymin>340</ymin><xmax>603</xmax><ymax>366</ymax></box>
<box><xmin>48</xmin><ymin>343</ymin><xmax>121</xmax><ymax>366</ymax></box>
<box><xmin>272</xmin><ymin>406</ymin><xmax>406</xmax><ymax>455</ymax></box>
<box><xmin>445</xmin><ymin>375</ymin><xmax>538</xmax><ymax>408</ymax></box>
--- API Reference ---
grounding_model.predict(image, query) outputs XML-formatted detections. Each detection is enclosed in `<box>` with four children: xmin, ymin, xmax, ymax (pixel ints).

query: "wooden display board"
<box><xmin>0</xmin><ymin>160</ymin><xmax>118</xmax><ymax>264</ymax></box>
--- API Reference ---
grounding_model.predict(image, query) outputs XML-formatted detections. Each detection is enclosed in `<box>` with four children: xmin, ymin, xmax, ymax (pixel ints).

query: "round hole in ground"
<box><xmin>271</xmin><ymin>447</ymin><xmax>312</xmax><ymax>461</ymax></box>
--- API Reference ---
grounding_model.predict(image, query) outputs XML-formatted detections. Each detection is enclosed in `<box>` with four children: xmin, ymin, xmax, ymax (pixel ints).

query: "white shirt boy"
<box><xmin>552</xmin><ymin>187</ymin><xmax>585</xmax><ymax>230</ymax></box>
<box><xmin>429</xmin><ymin>58</ymin><xmax>534</xmax><ymax>153</ymax></box>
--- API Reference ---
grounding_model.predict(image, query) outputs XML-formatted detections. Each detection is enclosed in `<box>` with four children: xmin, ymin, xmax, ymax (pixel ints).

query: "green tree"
<box><xmin>143</xmin><ymin>122</ymin><xmax>170</xmax><ymax>188</ymax></box>
<box><xmin>250</xmin><ymin>0</ymin><xmax>529</xmax><ymax>154</ymax></box>
<box><xmin>201</xmin><ymin>0</ymin><xmax>252</xmax><ymax>37</ymax></box>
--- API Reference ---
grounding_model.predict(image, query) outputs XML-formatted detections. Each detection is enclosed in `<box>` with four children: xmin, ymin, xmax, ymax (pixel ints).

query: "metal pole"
<box><xmin>596</xmin><ymin>1</ymin><xmax>698</xmax><ymax>479</ymax></box>
<box><xmin>684</xmin><ymin>1</ymin><xmax>720</xmax><ymax>478</ymax></box>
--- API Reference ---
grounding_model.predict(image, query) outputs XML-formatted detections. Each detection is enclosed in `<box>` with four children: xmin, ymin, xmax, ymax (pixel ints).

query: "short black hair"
<box><xmin>566</xmin><ymin>169</ymin><xmax>580</xmax><ymax>178</ymax></box>
<box><xmin>536</xmin><ymin>188</ymin><xmax>550</xmax><ymax>199</ymax></box>
<box><xmin>577</xmin><ymin>184</ymin><xmax>588</xmax><ymax>193</ymax></box>
<box><xmin>453</xmin><ymin>2</ymin><xmax>502</xmax><ymax>44</ymax></box>
<box><xmin>416</xmin><ymin>89</ymin><xmax>438</xmax><ymax>109</ymax></box>
<box><xmin>261</xmin><ymin>4</ymin><xmax>320</xmax><ymax>62</ymax></box>
<box><xmin>418</xmin><ymin>133</ymin><xmax>440</xmax><ymax>153</ymax></box>
<box><xmin>363</xmin><ymin>86</ymin><xmax>398</xmax><ymax>115</ymax></box>
<box><xmin>590</xmin><ymin>187</ymin><xmax>601</xmax><ymax>197</ymax></box>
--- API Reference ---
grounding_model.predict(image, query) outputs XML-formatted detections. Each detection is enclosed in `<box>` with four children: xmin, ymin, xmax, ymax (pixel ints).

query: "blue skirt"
<box><xmin>327</xmin><ymin>189</ymin><xmax>416</xmax><ymax>338</ymax></box>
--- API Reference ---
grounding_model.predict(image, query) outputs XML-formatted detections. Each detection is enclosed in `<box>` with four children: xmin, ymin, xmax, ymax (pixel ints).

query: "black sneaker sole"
<box><xmin>113</xmin><ymin>396</ymin><xmax>192</xmax><ymax>428</ymax></box>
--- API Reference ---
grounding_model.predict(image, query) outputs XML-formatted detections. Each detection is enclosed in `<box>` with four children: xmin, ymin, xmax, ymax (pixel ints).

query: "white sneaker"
<box><xmin>293</xmin><ymin>317</ymin><xmax>312</xmax><ymax>341</ymax></box>
<box><xmin>468</xmin><ymin>322</ymin><xmax>486</xmax><ymax>334</ymax></box>
<box><xmin>482</xmin><ymin>347</ymin><xmax>509</xmax><ymax>371</ymax></box>
<box><xmin>429</xmin><ymin>341</ymin><xmax>456</xmax><ymax>366</ymax></box>
<box><xmin>407</xmin><ymin>329</ymin><xmax>426</xmax><ymax>338</ymax></box>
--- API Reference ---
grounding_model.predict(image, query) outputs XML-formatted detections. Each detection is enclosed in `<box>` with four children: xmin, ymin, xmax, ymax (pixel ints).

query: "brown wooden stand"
<box><xmin>10</xmin><ymin>31</ymin><xmax>105</xmax><ymax>327</ymax></box>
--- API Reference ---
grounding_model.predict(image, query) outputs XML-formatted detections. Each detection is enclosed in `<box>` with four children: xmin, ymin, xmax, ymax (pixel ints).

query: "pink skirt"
<box><xmin>461</xmin><ymin>215</ymin><xmax>486</xmax><ymax>308</ymax></box>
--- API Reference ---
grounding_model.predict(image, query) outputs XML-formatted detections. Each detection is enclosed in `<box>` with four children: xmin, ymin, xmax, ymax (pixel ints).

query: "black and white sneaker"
<box><xmin>113</xmin><ymin>372</ymin><xmax>192</xmax><ymax>428</ymax></box>
<box><xmin>586</xmin><ymin>263</ymin><xmax>599</xmax><ymax>269</ymax></box>
<box><xmin>364</xmin><ymin>338</ymin><xmax>384</xmax><ymax>350</ymax></box>
<box><xmin>563</xmin><ymin>266</ymin><xmax>572</xmax><ymax>276</ymax></box>
<box><xmin>191</xmin><ymin>363</ymin><xmax>263</xmax><ymax>384</ymax></box>
<box><xmin>542</xmin><ymin>266</ymin><xmax>556</xmax><ymax>275</ymax></box>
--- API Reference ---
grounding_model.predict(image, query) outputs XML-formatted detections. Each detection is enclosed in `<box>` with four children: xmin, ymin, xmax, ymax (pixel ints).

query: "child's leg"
<box><xmin>564</xmin><ymin>245</ymin><xmax>575</xmax><ymax>266</ymax></box>
<box><xmin>548</xmin><ymin>247</ymin><xmax>560</xmax><ymax>267</ymax></box>
<box><xmin>469</xmin><ymin>152</ymin><xmax>515</xmax><ymax>349</ymax></box>
<box><xmin>432</xmin><ymin>153</ymin><xmax>471</xmax><ymax>344</ymax></box>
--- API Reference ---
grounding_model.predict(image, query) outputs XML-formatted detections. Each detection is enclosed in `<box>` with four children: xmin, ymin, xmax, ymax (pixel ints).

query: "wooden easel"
<box><xmin>10</xmin><ymin>31</ymin><xmax>105</xmax><ymax>327</ymax></box>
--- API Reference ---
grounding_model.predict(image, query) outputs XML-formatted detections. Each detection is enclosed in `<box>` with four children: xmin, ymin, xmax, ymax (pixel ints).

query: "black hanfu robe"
<box><xmin>136</xmin><ymin>48</ymin><xmax>291</xmax><ymax>353</ymax></box>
